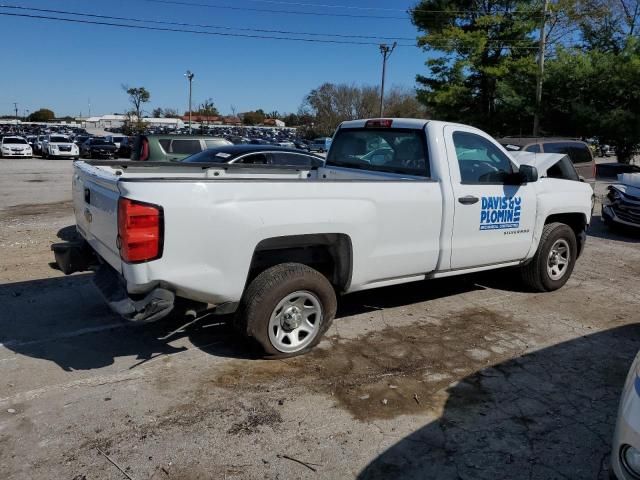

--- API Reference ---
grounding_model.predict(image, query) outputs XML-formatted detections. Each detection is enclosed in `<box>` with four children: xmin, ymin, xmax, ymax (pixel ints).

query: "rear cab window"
<box><xmin>326</xmin><ymin>128</ymin><xmax>429</xmax><ymax>177</ymax></box>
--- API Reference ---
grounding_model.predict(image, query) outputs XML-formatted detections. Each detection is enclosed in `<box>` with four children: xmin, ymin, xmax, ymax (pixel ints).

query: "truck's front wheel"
<box><xmin>236</xmin><ymin>263</ymin><xmax>337</xmax><ymax>358</ymax></box>
<box><xmin>521</xmin><ymin>222</ymin><xmax>577</xmax><ymax>292</ymax></box>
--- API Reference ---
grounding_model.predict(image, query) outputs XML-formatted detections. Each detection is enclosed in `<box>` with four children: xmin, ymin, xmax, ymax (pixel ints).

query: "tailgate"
<box><xmin>73</xmin><ymin>162</ymin><xmax>122</xmax><ymax>272</ymax></box>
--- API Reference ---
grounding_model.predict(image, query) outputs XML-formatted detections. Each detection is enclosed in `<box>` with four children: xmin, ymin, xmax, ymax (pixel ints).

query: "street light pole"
<box><xmin>185</xmin><ymin>70</ymin><xmax>195</xmax><ymax>134</ymax></box>
<box><xmin>533</xmin><ymin>0</ymin><xmax>550</xmax><ymax>136</ymax></box>
<box><xmin>379</xmin><ymin>42</ymin><xmax>397</xmax><ymax>117</ymax></box>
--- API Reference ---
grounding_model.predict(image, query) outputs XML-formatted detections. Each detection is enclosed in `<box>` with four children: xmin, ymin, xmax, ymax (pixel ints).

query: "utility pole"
<box><xmin>533</xmin><ymin>0</ymin><xmax>550</xmax><ymax>137</ymax></box>
<box><xmin>13</xmin><ymin>102</ymin><xmax>18</xmax><ymax>120</ymax></box>
<box><xmin>185</xmin><ymin>70</ymin><xmax>195</xmax><ymax>134</ymax></box>
<box><xmin>379</xmin><ymin>42</ymin><xmax>397</xmax><ymax>117</ymax></box>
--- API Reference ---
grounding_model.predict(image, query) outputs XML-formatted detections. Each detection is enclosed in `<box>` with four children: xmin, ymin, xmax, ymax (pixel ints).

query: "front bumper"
<box><xmin>2</xmin><ymin>151</ymin><xmax>31</xmax><ymax>157</ymax></box>
<box><xmin>611</xmin><ymin>357</ymin><xmax>640</xmax><ymax>480</ymax></box>
<box><xmin>603</xmin><ymin>205</ymin><xmax>640</xmax><ymax>228</ymax></box>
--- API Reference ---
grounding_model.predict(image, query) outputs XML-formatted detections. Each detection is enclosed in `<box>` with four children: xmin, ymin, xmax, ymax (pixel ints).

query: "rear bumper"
<box><xmin>52</xmin><ymin>240</ymin><xmax>175</xmax><ymax>323</ymax></box>
<box><xmin>93</xmin><ymin>266</ymin><xmax>175</xmax><ymax>323</ymax></box>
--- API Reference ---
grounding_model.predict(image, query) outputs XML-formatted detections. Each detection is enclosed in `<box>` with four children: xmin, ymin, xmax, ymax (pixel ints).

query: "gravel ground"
<box><xmin>1</xmin><ymin>159</ymin><xmax>639</xmax><ymax>480</ymax></box>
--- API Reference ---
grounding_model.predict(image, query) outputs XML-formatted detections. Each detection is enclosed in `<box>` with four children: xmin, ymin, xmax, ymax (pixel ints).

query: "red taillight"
<box><xmin>118</xmin><ymin>198</ymin><xmax>163</xmax><ymax>263</ymax></box>
<box><xmin>365</xmin><ymin>119</ymin><xmax>393</xmax><ymax>128</ymax></box>
<box><xmin>139</xmin><ymin>137</ymin><xmax>149</xmax><ymax>161</ymax></box>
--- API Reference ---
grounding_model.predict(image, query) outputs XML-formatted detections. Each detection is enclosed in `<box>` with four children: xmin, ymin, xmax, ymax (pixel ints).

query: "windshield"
<box><xmin>50</xmin><ymin>136</ymin><xmax>69</xmax><ymax>143</ymax></box>
<box><xmin>182</xmin><ymin>149</ymin><xmax>233</xmax><ymax>163</ymax></box>
<box><xmin>326</xmin><ymin>128</ymin><xmax>429</xmax><ymax>177</ymax></box>
<box><xmin>4</xmin><ymin>138</ymin><xmax>28</xmax><ymax>144</ymax></box>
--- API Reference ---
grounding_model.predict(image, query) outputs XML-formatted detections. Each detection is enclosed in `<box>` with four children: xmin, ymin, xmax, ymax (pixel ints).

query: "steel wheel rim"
<box><xmin>547</xmin><ymin>239</ymin><xmax>570</xmax><ymax>280</ymax></box>
<box><xmin>268</xmin><ymin>291</ymin><xmax>323</xmax><ymax>353</ymax></box>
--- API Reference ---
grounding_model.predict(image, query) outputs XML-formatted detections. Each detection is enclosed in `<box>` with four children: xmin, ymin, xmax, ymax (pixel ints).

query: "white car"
<box><xmin>611</xmin><ymin>351</ymin><xmax>640</xmax><ymax>479</ymax></box>
<box><xmin>42</xmin><ymin>135</ymin><xmax>80</xmax><ymax>160</ymax></box>
<box><xmin>1</xmin><ymin>136</ymin><xmax>32</xmax><ymax>158</ymax></box>
<box><xmin>54</xmin><ymin>118</ymin><xmax>594</xmax><ymax>357</ymax></box>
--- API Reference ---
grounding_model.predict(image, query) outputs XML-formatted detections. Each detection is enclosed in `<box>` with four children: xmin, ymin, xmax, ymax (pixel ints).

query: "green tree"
<box><xmin>122</xmin><ymin>85</ymin><xmax>150</xmax><ymax>121</ymax></box>
<box><xmin>27</xmin><ymin>108</ymin><xmax>55</xmax><ymax>122</ymax></box>
<box><xmin>151</xmin><ymin>107</ymin><xmax>164</xmax><ymax>118</ymax></box>
<box><xmin>411</xmin><ymin>0</ymin><xmax>540</xmax><ymax>133</ymax></box>
<box><xmin>194</xmin><ymin>98</ymin><xmax>219</xmax><ymax>117</ymax></box>
<box><xmin>242</xmin><ymin>110</ymin><xmax>266</xmax><ymax>125</ymax></box>
<box><xmin>543</xmin><ymin>40</ymin><xmax>640</xmax><ymax>162</ymax></box>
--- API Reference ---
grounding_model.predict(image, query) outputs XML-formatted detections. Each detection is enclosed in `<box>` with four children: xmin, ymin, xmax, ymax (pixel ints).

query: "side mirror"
<box><xmin>519</xmin><ymin>164</ymin><xmax>538</xmax><ymax>183</ymax></box>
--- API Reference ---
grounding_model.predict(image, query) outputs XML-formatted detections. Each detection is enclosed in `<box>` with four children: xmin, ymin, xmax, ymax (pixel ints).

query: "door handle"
<box><xmin>458</xmin><ymin>195</ymin><xmax>479</xmax><ymax>205</ymax></box>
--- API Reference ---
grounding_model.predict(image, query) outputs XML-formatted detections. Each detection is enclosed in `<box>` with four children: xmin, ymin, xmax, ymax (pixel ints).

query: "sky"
<box><xmin>0</xmin><ymin>0</ymin><xmax>429</xmax><ymax>118</ymax></box>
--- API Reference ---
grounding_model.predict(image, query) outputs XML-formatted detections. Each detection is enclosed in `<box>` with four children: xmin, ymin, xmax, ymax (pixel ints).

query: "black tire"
<box><xmin>521</xmin><ymin>222</ymin><xmax>577</xmax><ymax>292</ymax></box>
<box><xmin>235</xmin><ymin>263</ymin><xmax>337</xmax><ymax>358</ymax></box>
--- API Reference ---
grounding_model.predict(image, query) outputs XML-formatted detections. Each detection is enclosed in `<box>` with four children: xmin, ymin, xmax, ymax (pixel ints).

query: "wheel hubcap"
<box><xmin>547</xmin><ymin>239</ymin><xmax>570</xmax><ymax>281</ymax></box>
<box><xmin>268</xmin><ymin>291</ymin><xmax>322</xmax><ymax>353</ymax></box>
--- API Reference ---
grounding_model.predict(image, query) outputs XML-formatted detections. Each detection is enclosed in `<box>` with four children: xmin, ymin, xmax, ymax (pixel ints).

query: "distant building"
<box><xmin>262</xmin><ymin>118</ymin><xmax>286</xmax><ymax>127</ymax></box>
<box><xmin>80</xmin><ymin>114</ymin><xmax>184</xmax><ymax>129</ymax></box>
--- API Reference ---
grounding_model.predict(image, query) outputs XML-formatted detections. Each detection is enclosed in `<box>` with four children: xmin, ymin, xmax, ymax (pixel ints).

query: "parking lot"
<box><xmin>1</xmin><ymin>158</ymin><xmax>639</xmax><ymax>479</ymax></box>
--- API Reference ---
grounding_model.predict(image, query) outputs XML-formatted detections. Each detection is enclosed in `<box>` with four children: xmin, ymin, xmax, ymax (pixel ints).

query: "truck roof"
<box><xmin>339</xmin><ymin>118</ymin><xmax>430</xmax><ymax>130</ymax></box>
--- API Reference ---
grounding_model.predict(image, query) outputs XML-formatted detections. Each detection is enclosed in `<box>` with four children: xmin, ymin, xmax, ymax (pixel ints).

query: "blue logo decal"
<box><xmin>480</xmin><ymin>196</ymin><xmax>521</xmax><ymax>230</ymax></box>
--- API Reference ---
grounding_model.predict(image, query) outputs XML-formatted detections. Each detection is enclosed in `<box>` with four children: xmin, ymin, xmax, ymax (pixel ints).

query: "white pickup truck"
<box><xmin>53</xmin><ymin>118</ymin><xmax>593</xmax><ymax>357</ymax></box>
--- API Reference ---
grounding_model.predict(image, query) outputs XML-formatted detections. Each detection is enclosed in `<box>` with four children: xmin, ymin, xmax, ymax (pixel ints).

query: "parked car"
<box><xmin>0</xmin><ymin>136</ymin><xmax>32</xmax><ymax>158</ymax></box>
<box><xmin>610</xmin><ymin>349</ymin><xmax>640</xmax><ymax>480</ymax></box>
<box><xmin>130</xmin><ymin>135</ymin><xmax>233</xmax><ymax>161</ymax></box>
<box><xmin>309</xmin><ymin>137</ymin><xmax>332</xmax><ymax>153</ymax></box>
<box><xmin>54</xmin><ymin>118</ymin><xmax>593</xmax><ymax>358</ymax></box>
<box><xmin>181</xmin><ymin>145</ymin><xmax>325</xmax><ymax>168</ymax></box>
<box><xmin>74</xmin><ymin>135</ymin><xmax>91</xmax><ymax>146</ymax></box>
<box><xmin>602</xmin><ymin>173</ymin><xmax>640</xmax><ymax>230</ymax></box>
<box><xmin>33</xmin><ymin>135</ymin><xmax>47</xmax><ymax>155</ymax></box>
<box><xmin>80</xmin><ymin>138</ymin><xmax>118</xmax><ymax>159</ymax></box>
<box><xmin>42</xmin><ymin>135</ymin><xmax>80</xmax><ymax>160</ymax></box>
<box><xmin>498</xmin><ymin>137</ymin><xmax>596</xmax><ymax>182</ymax></box>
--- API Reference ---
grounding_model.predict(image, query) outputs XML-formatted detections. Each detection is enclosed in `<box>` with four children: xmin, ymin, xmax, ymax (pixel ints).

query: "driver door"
<box><xmin>444</xmin><ymin>125</ymin><xmax>537</xmax><ymax>270</ymax></box>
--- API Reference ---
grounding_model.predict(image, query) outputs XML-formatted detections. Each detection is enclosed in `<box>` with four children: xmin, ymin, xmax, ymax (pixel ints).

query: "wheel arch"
<box><xmin>544</xmin><ymin>212</ymin><xmax>588</xmax><ymax>257</ymax></box>
<box><xmin>246</xmin><ymin>233</ymin><xmax>353</xmax><ymax>293</ymax></box>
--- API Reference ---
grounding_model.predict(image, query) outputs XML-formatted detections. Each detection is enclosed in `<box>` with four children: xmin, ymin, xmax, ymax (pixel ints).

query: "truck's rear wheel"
<box><xmin>236</xmin><ymin>263</ymin><xmax>337</xmax><ymax>358</ymax></box>
<box><xmin>521</xmin><ymin>222</ymin><xmax>577</xmax><ymax>292</ymax></box>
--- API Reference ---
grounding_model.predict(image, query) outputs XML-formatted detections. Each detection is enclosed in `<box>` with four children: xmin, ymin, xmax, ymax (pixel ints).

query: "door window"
<box><xmin>236</xmin><ymin>153</ymin><xmax>270</xmax><ymax>164</ymax></box>
<box><xmin>171</xmin><ymin>139</ymin><xmax>202</xmax><ymax>154</ymax></box>
<box><xmin>270</xmin><ymin>152</ymin><xmax>323</xmax><ymax>167</ymax></box>
<box><xmin>453</xmin><ymin>132</ymin><xmax>516</xmax><ymax>183</ymax></box>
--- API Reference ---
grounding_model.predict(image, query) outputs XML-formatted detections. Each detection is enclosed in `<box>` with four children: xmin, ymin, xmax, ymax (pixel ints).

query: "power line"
<box><xmin>0</xmin><ymin>9</ymin><xmax>542</xmax><ymax>50</ymax></box>
<box><xmin>137</xmin><ymin>0</ymin><xmax>550</xmax><ymax>18</ymax></box>
<box><xmin>137</xmin><ymin>0</ymin><xmax>408</xmax><ymax>19</ymax></box>
<box><xmin>0</xmin><ymin>11</ymin><xmax>415</xmax><ymax>45</ymax></box>
<box><xmin>0</xmin><ymin>4</ymin><xmax>416</xmax><ymax>41</ymax></box>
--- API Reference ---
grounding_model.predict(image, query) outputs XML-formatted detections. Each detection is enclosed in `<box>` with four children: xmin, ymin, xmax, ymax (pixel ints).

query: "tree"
<box><xmin>194</xmin><ymin>98</ymin><xmax>219</xmax><ymax>117</ymax></box>
<box><xmin>27</xmin><ymin>108</ymin><xmax>55</xmax><ymax>122</ymax></box>
<box><xmin>163</xmin><ymin>108</ymin><xmax>180</xmax><ymax>119</ymax></box>
<box><xmin>122</xmin><ymin>85</ymin><xmax>150</xmax><ymax>120</ymax></box>
<box><xmin>543</xmin><ymin>40</ymin><xmax>640</xmax><ymax>162</ymax></box>
<box><xmin>411</xmin><ymin>0</ymin><xmax>540</xmax><ymax>133</ymax></box>
<box><xmin>242</xmin><ymin>110</ymin><xmax>266</xmax><ymax>126</ymax></box>
<box><xmin>300</xmin><ymin>83</ymin><xmax>428</xmax><ymax>136</ymax></box>
<box><xmin>151</xmin><ymin>107</ymin><xmax>164</xmax><ymax>118</ymax></box>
